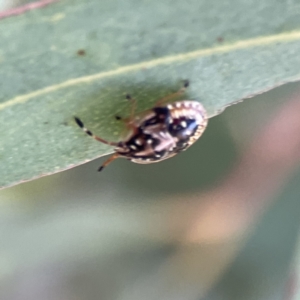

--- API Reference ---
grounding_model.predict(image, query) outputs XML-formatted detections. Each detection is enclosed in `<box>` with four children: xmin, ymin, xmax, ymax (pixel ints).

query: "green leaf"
<box><xmin>1</xmin><ymin>0</ymin><xmax>300</xmax><ymax>189</ymax></box>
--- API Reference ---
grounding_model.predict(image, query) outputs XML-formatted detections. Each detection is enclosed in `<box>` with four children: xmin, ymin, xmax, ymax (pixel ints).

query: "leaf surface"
<box><xmin>1</xmin><ymin>0</ymin><xmax>300</xmax><ymax>188</ymax></box>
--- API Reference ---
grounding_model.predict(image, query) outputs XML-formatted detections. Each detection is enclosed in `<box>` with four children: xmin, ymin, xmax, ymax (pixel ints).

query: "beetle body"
<box><xmin>116</xmin><ymin>101</ymin><xmax>207</xmax><ymax>164</ymax></box>
<box><xmin>74</xmin><ymin>82</ymin><xmax>208</xmax><ymax>171</ymax></box>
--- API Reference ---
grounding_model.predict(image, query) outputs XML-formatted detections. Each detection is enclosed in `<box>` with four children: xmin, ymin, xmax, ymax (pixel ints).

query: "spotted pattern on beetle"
<box><xmin>74</xmin><ymin>82</ymin><xmax>208</xmax><ymax>171</ymax></box>
<box><xmin>116</xmin><ymin>101</ymin><xmax>207</xmax><ymax>163</ymax></box>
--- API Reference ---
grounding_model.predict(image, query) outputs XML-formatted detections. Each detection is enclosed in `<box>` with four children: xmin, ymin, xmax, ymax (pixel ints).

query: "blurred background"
<box><xmin>2</xmin><ymin>1</ymin><xmax>300</xmax><ymax>300</ymax></box>
<box><xmin>0</xmin><ymin>0</ymin><xmax>36</xmax><ymax>10</ymax></box>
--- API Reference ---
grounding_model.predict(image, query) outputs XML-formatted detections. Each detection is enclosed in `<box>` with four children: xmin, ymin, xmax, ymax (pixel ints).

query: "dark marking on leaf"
<box><xmin>77</xmin><ymin>49</ymin><xmax>86</xmax><ymax>56</ymax></box>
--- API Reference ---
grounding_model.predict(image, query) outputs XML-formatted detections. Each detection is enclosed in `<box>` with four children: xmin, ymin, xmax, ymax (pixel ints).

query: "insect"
<box><xmin>74</xmin><ymin>80</ymin><xmax>208</xmax><ymax>171</ymax></box>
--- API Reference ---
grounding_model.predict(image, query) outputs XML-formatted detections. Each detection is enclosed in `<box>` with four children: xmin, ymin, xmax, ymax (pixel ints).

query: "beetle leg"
<box><xmin>125</xmin><ymin>94</ymin><xmax>137</xmax><ymax>122</ymax></box>
<box><xmin>98</xmin><ymin>153</ymin><xmax>120</xmax><ymax>171</ymax></box>
<box><xmin>115</xmin><ymin>94</ymin><xmax>137</xmax><ymax>122</ymax></box>
<box><xmin>155</xmin><ymin>80</ymin><xmax>189</xmax><ymax>106</ymax></box>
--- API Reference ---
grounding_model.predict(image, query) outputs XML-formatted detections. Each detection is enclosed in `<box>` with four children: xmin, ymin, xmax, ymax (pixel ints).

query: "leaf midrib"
<box><xmin>1</xmin><ymin>29</ymin><xmax>300</xmax><ymax>112</ymax></box>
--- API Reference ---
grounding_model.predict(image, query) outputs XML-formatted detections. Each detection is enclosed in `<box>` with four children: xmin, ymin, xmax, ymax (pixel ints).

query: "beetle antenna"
<box><xmin>74</xmin><ymin>117</ymin><xmax>118</xmax><ymax>146</ymax></box>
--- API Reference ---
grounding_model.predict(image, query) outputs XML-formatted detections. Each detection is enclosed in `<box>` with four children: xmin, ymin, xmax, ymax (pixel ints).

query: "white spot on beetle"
<box><xmin>180</xmin><ymin>121</ymin><xmax>187</xmax><ymax>128</ymax></box>
<box><xmin>135</xmin><ymin>139</ymin><xmax>142</xmax><ymax>145</ymax></box>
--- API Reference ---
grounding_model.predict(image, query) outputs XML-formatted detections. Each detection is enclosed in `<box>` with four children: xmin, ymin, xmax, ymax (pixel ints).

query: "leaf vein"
<box><xmin>1</xmin><ymin>29</ymin><xmax>300</xmax><ymax>111</ymax></box>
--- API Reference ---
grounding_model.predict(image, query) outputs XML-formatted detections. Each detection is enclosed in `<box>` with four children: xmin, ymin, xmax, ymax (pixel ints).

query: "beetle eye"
<box><xmin>168</xmin><ymin>118</ymin><xmax>198</xmax><ymax>140</ymax></box>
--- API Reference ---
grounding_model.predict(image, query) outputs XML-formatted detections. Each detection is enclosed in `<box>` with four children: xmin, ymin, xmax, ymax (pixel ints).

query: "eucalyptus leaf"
<box><xmin>1</xmin><ymin>0</ymin><xmax>300</xmax><ymax>188</ymax></box>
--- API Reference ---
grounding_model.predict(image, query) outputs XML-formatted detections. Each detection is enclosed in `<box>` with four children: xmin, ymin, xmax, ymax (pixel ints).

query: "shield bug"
<box><xmin>74</xmin><ymin>81</ymin><xmax>208</xmax><ymax>171</ymax></box>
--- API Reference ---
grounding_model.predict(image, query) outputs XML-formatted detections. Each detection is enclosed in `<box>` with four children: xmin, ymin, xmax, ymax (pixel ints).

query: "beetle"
<box><xmin>74</xmin><ymin>80</ymin><xmax>208</xmax><ymax>171</ymax></box>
